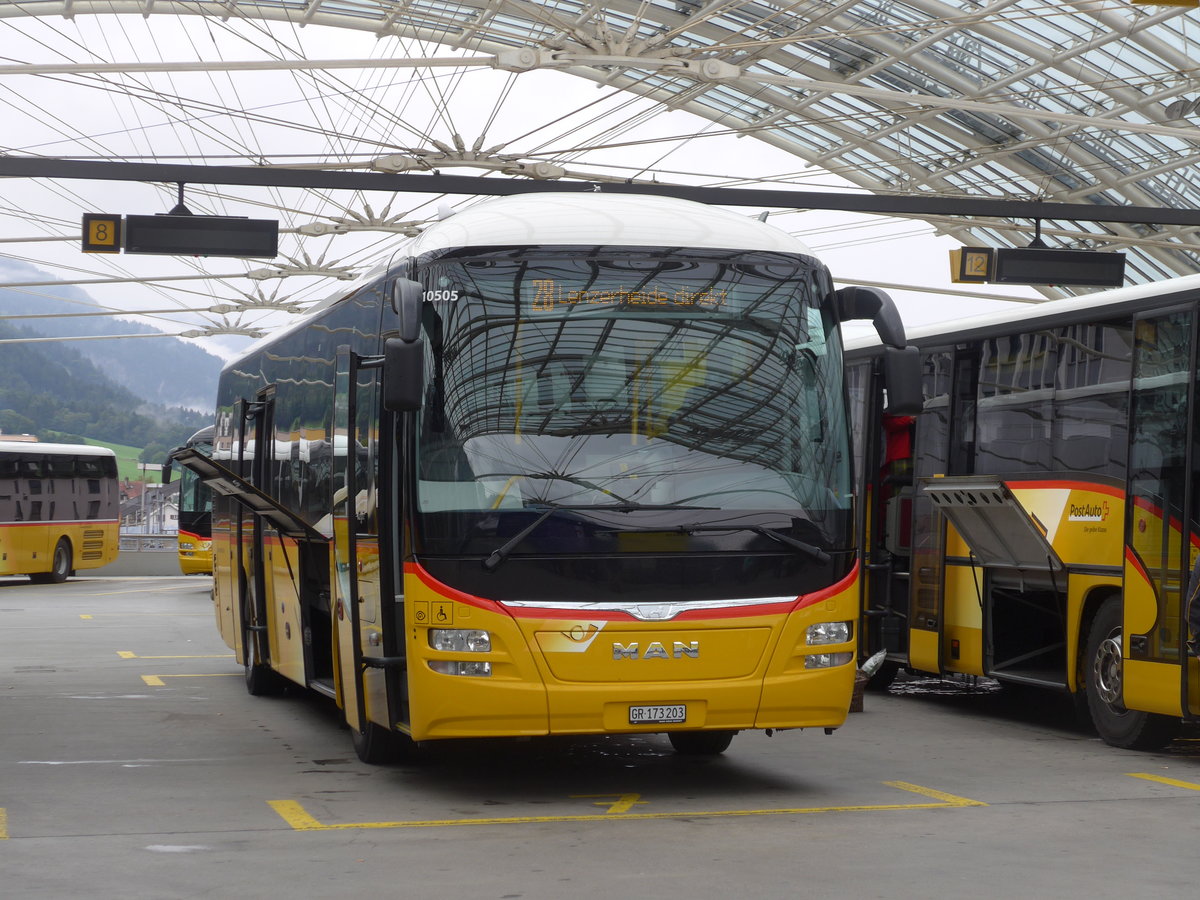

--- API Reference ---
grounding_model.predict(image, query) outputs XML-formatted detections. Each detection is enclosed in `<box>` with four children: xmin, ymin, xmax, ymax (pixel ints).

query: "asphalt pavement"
<box><xmin>1</xmin><ymin>574</ymin><xmax>1196</xmax><ymax>899</ymax></box>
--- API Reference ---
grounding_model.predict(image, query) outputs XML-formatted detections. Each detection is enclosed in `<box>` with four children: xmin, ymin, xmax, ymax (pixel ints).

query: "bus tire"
<box><xmin>667</xmin><ymin>730</ymin><xmax>736</xmax><ymax>755</ymax></box>
<box><xmin>1084</xmin><ymin>597</ymin><xmax>1178</xmax><ymax>751</ymax></box>
<box><xmin>243</xmin><ymin>637</ymin><xmax>282</xmax><ymax>697</ymax></box>
<box><xmin>351</xmin><ymin>720</ymin><xmax>417</xmax><ymax>765</ymax></box>
<box><xmin>30</xmin><ymin>538</ymin><xmax>72</xmax><ymax>584</ymax></box>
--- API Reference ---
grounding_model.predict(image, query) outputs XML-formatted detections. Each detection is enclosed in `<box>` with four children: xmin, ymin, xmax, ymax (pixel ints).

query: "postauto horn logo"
<box><xmin>1068</xmin><ymin>500</ymin><xmax>1110</xmax><ymax>523</ymax></box>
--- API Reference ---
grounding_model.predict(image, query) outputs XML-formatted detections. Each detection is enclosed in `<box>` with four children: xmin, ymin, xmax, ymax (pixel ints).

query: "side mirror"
<box><xmin>834</xmin><ymin>286</ymin><xmax>906</xmax><ymax>349</ymax></box>
<box><xmin>391</xmin><ymin>278</ymin><xmax>423</xmax><ymax>343</ymax></box>
<box><xmin>882</xmin><ymin>346</ymin><xmax>923</xmax><ymax>415</ymax></box>
<box><xmin>382</xmin><ymin>338</ymin><xmax>425</xmax><ymax>412</ymax></box>
<box><xmin>162</xmin><ymin>454</ymin><xmax>175</xmax><ymax>483</ymax></box>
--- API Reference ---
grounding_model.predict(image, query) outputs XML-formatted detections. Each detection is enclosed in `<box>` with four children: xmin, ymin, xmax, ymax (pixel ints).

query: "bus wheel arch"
<box><xmin>1082</xmin><ymin>596</ymin><xmax>1177</xmax><ymax>750</ymax></box>
<box><xmin>30</xmin><ymin>537</ymin><xmax>72</xmax><ymax>584</ymax></box>
<box><xmin>1073</xmin><ymin>586</ymin><xmax>1118</xmax><ymax>722</ymax></box>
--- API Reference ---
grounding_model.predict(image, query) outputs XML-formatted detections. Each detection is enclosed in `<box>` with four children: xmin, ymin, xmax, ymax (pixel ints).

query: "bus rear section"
<box><xmin>849</xmin><ymin>276</ymin><xmax>1200</xmax><ymax>751</ymax></box>
<box><xmin>0</xmin><ymin>441</ymin><xmax>119</xmax><ymax>582</ymax></box>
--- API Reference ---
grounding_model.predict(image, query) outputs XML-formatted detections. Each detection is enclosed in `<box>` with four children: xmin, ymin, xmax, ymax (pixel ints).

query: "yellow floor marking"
<box><xmin>269</xmin><ymin>782</ymin><xmax>986</xmax><ymax>832</ymax></box>
<box><xmin>884</xmin><ymin>781</ymin><xmax>989</xmax><ymax>806</ymax></box>
<box><xmin>82</xmin><ymin>586</ymin><xmax>206</xmax><ymax>597</ymax></box>
<box><xmin>80</xmin><ymin>615</ymin><xmax>93</xmax><ymax>620</ymax></box>
<box><xmin>1129</xmin><ymin>773</ymin><xmax>1200</xmax><ymax>791</ymax></box>
<box><xmin>571</xmin><ymin>793</ymin><xmax>646</xmax><ymax>813</ymax></box>
<box><xmin>141</xmin><ymin>673</ymin><xmax>240</xmax><ymax>687</ymax></box>
<box><xmin>270</xmin><ymin>801</ymin><xmax>326</xmax><ymax>831</ymax></box>
<box><xmin>119</xmin><ymin>651</ymin><xmax>233</xmax><ymax>660</ymax></box>
<box><xmin>0</xmin><ymin>808</ymin><xmax>7</xmax><ymax>840</ymax></box>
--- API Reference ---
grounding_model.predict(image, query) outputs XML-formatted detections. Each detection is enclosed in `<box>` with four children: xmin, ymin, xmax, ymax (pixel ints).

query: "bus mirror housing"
<box><xmin>834</xmin><ymin>286</ymin><xmax>907</xmax><ymax>349</ymax></box>
<box><xmin>382</xmin><ymin>337</ymin><xmax>425</xmax><ymax>412</ymax></box>
<box><xmin>883</xmin><ymin>345</ymin><xmax>923</xmax><ymax>415</ymax></box>
<box><xmin>162</xmin><ymin>458</ymin><xmax>174</xmax><ymax>483</ymax></box>
<box><xmin>392</xmin><ymin>278</ymin><xmax>423</xmax><ymax>343</ymax></box>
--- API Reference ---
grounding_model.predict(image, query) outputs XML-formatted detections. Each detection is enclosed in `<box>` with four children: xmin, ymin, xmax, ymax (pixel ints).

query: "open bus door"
<box><xmin>332</xmin><ymin>346</ymin><xmax>409</xmax><ymax>763</ymax></box>
<box><xmin>236</xmin><ymin>390</ymin><xmax>275</xmax><ymax>691</ymax></box>
<box><xmin>168</xmin><ymin>445</ymin><xmax>327</xmax><ymax>680</ymax></box>
<box><xmin>1123</xmin><ymin>308</ymin><xmax>1197</xmax><ymax>735</ymax></box>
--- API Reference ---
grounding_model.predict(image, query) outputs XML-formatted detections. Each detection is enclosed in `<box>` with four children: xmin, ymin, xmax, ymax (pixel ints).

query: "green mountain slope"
<box><xmin>0</xmin><ymin>260</ymin><xmax>226</xmax><ymax>410</ymax></box>
<box><xmin>0</xmin><ymin>319</ymin><xmax>210</xmax><ymax>461</ymax></box>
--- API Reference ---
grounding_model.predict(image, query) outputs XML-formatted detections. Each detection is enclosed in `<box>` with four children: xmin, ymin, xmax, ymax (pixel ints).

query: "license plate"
<box><xmin>629</xmin><ymin>704</ymin><xmax>687</xmax><ymax>725</ymax></box>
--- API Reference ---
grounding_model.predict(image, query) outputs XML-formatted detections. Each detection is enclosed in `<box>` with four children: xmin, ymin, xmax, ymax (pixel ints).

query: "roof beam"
<box><xmin>4</xmin><ymin>156</ymin><xmax>1200</xmax><ymax>226</ymax></box>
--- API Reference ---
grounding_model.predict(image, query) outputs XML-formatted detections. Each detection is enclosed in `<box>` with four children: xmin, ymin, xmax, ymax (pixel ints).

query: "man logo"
<box><xmin>612</xmin><ymin>641</ymin><xmax>699</xmax><ymax>660</ymax></box>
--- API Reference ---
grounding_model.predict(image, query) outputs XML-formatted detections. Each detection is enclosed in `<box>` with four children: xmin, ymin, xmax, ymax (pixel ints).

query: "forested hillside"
<box><xmin>0</xmin><ymin>320</ymin><xmax>211</xmax><ymax>462</ymax></box>
<box><xmin>0</xmin><ymin>260</ymin><xmax>225</xmax><ymax>410</ymax></box>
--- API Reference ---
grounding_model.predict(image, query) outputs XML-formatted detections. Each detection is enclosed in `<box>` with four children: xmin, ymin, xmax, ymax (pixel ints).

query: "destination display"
<box><xmin>81</xmin><ymin>212</ymin><xmax>278</xmax><ymax>258</ymax></box>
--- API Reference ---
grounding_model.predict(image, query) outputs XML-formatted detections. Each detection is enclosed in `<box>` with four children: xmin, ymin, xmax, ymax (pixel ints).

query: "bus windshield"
<box><xmin>178</xmin><ymin>437</ymin><xmax>213</xmax><ymax>517</ymax></box>
<box><xmin>415</xmin><ymin>248</ymin><xmax>851</xmax><ymax>557</ymax></box>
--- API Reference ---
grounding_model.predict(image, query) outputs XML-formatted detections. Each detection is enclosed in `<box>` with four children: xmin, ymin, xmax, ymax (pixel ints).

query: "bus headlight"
<box><xmin>806</xmin><ymin>621</ymin><xmax>852</xmax><ymax>645</ymax></box>
<box><xmin>180</xmin><ymin>542</ymin><xmax>194</xmax><ymax>550</ymax></box>
<box><xmin>805</xmin><ymin>652</ymin><xmax>854</xmax><ymax>669</ymax></box>
<box><xmin>429</xmin><ymin>629</ymin><xmax>491</xmax><ymax>652</ymax></box>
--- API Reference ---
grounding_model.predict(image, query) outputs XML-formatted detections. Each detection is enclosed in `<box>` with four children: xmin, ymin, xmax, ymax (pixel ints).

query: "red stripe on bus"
<box><xmin>406</xmin><ymin>560</ymin><xmax>858</xmax><ymax>622</ymax></box>
<box><xmin>1006</xmin><ymin>479</ymin><xmax>1124</xmax><ymax>498</ymax></box>
<box><xmin>792</xmin><ymin>562</ymin><xmax>859</xmax><ymax>612</ymax></box>
<box><xmin>1125</xmin><ymin>546</ymin><xmax>1151</xmax><ymax>587</ymax></box>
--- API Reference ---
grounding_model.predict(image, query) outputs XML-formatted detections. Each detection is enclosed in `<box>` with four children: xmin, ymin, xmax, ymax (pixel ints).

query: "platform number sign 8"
<box><xmin>82</xmin><ymin>214</ymin><xmax>123</xmax><ymax>254</ymax></box>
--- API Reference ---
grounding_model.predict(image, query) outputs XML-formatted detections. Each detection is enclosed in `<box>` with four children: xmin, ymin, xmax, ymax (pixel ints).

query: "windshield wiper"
<box><xmin>476</xmin><ymin>471</ymin><xmax>632</xmax><ymax>505</ymax></box>
<box><xmin>675</xmin><ymin>524</ymin><xmax>831</xmax><ymax>564</ymax></box>
<box><xmin>483</xmin><ymin>505</ymin><xmax>561</xmax><ymax>572</ymax></box>
<box><xmin>482</xmin><ymin>502</ymin><xmax>718</xmax><ymax>572</ymax></box>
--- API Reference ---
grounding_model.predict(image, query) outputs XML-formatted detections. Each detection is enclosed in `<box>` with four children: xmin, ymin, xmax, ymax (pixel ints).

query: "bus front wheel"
<box><xmin>352</xmin><ymin>720</ymin><xmax>421</xmax><ymax>765</ymax></box>
<box><xmin>667</xmin><ymin>730</ymin><xmax>736</xmax><ymax>755</ymax></box>
<box><xmin>30</xmin><ymin>539</ymin><xmax>72</xmax><ymax>584</ymax></box>
<box><xmin>243</xmin><ymin>635</ymin><xmax>282</xmax><ymax>697</ymax></box>
<box><xmin>1083</xmin><ymin>597</ymin><xmax>1177</xmax><ymax>751</ymax></box>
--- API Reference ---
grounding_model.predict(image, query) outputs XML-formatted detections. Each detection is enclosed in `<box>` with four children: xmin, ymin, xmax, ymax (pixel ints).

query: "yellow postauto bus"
<box><xmin>164</xmin><ymin>425</ymin><xmax>214</xmax><ymax>575</ymax></box>
<box><xmin>847</xmin><ymin>273</ymin><xmax>1200</xmax><ymax>750</ymax></box>
<box><xmin>172</xmin><ymin>192</ymin><xmax>918</xmax><ymax>763</ymax></box>
<box><xmin>0</xmin><ymin>441</ymin><xmax>119</xmax><ymax>582</ymax></box>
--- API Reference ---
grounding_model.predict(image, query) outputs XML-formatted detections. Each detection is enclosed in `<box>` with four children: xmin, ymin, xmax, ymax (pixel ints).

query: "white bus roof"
<box><xmin>0</xmin><ymin>441</ymin><xmax>117</xmax><ymax>457</ymax></box>
<box><xmin>845</xmin><ymin>273</ymin><xmax>1200</xmax><ymax>353</ymax></box>
<box><xmin>406</xmin><ymin>193</ymin><xmax>816</xmax><ymax>258</ymax></box>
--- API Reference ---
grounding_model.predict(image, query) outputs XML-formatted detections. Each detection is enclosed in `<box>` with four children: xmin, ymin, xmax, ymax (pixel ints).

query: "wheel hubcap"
<box><xmin>1093</xmin><ymin>629</ymin><xmax>1126</xmax><ymax>710</ymax></box>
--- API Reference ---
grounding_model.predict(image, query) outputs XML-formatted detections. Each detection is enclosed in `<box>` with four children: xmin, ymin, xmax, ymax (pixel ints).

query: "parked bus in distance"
<box><xmin>0</xmin><ymin>441</ymin><xmax>119</xmax><ymax>582</ymax></box>
<box><xmin>846</xmin><ymin>273</ymin><xmax>1200</xmax><ymax>750</ymax></box>
<box><xmin>173</xmin><ymin>192</ymin><xmax>919</xmax><ymax>763</ymax></box>
<box><xmin>163</xmin><ymin>425</ymin><xmax>214</xmax><ymax>575</ymax></box>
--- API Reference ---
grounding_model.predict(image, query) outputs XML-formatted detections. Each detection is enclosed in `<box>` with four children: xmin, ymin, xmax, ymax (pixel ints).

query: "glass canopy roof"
<box><xmin>0</xmin><ymin>0</ymin><xmax>1197</xmax><ymax>340</ymax></box>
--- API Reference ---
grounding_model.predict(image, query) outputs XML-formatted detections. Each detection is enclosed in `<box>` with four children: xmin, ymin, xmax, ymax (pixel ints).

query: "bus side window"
<box><xmin>88</xmin><ymin>478</ymin><xmax>101</xmax><ymax>494</ymax></box>
<box><xmin>28</xmin><ymin>479</ymin><xmax>42</xmax><ymax>495</ymax></box>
